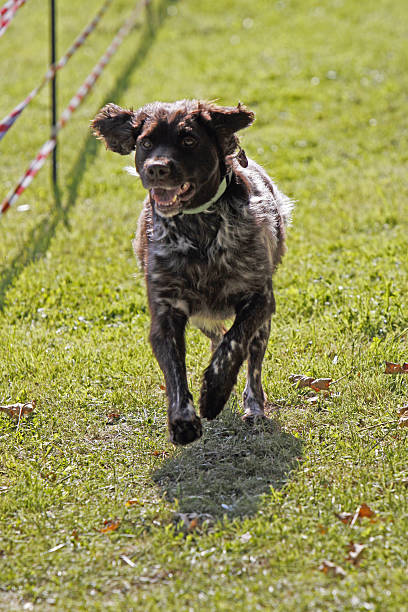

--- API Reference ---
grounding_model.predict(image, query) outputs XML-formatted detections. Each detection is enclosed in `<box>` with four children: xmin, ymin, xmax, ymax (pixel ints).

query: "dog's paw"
<box><xmin>169</xmin><ymin>415</ymin><xmax>202</xmax><ymax>445</ymax></box>
<box><xmin>241</xmin><ymin>410</ymin><xmax>267</xmax><ymax>424</ymax></box>
<box><xmin>242</xmin><ymin>384</ymin><xmax>266</xmax><ymax>423</ymax></box>
<box><xmin>168</xmin><ymin>400</ymin><xmax>202</xmax><ymax>446</ymax></box>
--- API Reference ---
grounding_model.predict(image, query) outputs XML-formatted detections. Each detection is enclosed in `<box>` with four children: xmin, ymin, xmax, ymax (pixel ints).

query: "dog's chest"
<box><xmin>149</xmin><ymin>202</ymin><xmax>271</xmax><ymax>314</ymax></box>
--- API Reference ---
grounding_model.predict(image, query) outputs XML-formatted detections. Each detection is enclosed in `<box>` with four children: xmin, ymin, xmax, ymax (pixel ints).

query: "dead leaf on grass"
<box><xmin>335</xmin><ymin>512</ymin><xmax>354</xmax><ymax>525</ymax></box>
<box><xmin>398</xmin><ymin>415</ymin><xmax>408</xmax><ymax>428</ymax></box>
<box><xmin>346</xmin><ymin>542</ymin><xmax>366</xmax><ymax>566</ymax></box>
<box><xmin>188</xmin><ymin>517</ymin><xmax>199</xmax><ymax>531</ymax></box>
<box><xmin>336</xmin><ymin>503</ymin><xmax>376</xmax><ymax>527</ymax></box>
<box><xmin>318</xmin><ymin>559</ymin><xmax>346</xmax><ymax>578</ymax></box>
<box><xmin>398</xmin><ymin>404</ymin><xmax>408</xmax><ymax>417</ymax></box>
<box><xmin>290</xmin><ymin>374</ymin><xmax>334</xmax><ymax>395</ymax></box>
<box><xmin>289</xmin><ymin>375</ymin><xmax>315</xmax><ymax>388</ymax></box>
<box><xmin>350</xmin><ymin>503</ymin><xmax>376</xmax><ymax>527</ymax></box>
<box><xmin>310</xmin><ymin>378</ymin><xmax>333</xmax><ymax>391</ymax></box>
<box><xmin>357</xmin><ymin>503</ymin><xmax>375</xmax><ymax>518</ymax></box>
<box><xmin>125</xmin><ymin>498</ymin><xmax>143</xmax><ymax>507</ymax></box>
<box><xmin>384</xmin><ymin>362</ymin><xmax>408</xmax><ymax>374</ymax></box>
<box><xmin>0</xmin><ymin>401</ymin><xmax>35</xmax><ymax>420</ymax></box>
<box><xmin>106</xmin><ymin>411</ymin><xmax>120</xmax><ymax>424</ymax></box>
<box><xmin>100</xmin><ymin>519</ymin><xmax>121</xmax><ymax>533</ymax></box>
<box><xmin>152</xmin><ymin>450</ymin><xmax>170</xmax><ymax>458</ymax></box>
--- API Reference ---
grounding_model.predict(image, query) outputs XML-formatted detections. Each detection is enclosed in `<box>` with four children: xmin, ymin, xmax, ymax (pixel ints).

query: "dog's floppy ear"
<box><xmin>204</xmin><ymin>102</ymin><xmax>254</xmax><ymax>134</ymax></box>
<box><xmin>198</xmin><ymin>102</ymin><xmax>254</xmax><ymax>157</ymax></box>
<box><xmin>92</xmin><ymin>103</ymin><xmax>145</xmax><ymax>155</ymax></box>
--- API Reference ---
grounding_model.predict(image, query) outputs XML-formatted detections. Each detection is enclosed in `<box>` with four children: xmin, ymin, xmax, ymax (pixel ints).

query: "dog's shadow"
<box><xmin>153</xmin><ymin>401</ymin><xmax>303</xmax><ymax>520</ymax></box>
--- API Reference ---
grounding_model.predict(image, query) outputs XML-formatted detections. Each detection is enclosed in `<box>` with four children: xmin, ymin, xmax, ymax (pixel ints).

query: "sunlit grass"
<box><xmin>0</xmin><ymin>0</ymin><xmax>408</xmax><ymax>609</ymax></box>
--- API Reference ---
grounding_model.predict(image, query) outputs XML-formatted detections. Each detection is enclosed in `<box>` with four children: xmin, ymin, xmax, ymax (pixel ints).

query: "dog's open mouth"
<box><xmin>151</xmin><ymin>182</ymin><xmax>194</xmax><ymax>216</ymax></box>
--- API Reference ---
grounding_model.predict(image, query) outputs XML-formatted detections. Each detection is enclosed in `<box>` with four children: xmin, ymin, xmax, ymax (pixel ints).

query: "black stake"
<box><xmin>50</xmin><ymin>0</ymin><xmax>57</xmax><ymax>188</ymax></box>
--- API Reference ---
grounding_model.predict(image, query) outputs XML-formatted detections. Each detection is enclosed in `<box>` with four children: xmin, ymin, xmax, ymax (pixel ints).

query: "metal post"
<box><xmin>50</xmin><ymin>0</ymin><xmax>57</xmax><ymax>188</ymax></box>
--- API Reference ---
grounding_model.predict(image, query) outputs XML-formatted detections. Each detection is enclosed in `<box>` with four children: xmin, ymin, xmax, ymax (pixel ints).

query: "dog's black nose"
<box><xmin>146</xmin><ymin>161</ymin><xmax>171</xmax><ymax>181</ymax></box>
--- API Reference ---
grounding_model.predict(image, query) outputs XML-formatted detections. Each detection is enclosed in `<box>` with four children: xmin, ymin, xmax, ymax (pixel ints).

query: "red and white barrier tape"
<box><xmin>1</xmin><ymin>1</ymin><xmax>145</xmax><ymax>216</ymax></box>
<box><xmin>0</xmin><ymin>0</ymin><xmax>16</xmax><ymax>14</ymax></box>
<box><xmin>0</xmin><ymin>0</ymin><xmax>27</xmax><ymax>37</ymax></box>
<box><xmin>0</xmin><ymin>0</ymin><xmax>113</xmax><ymax>142</ymax></box>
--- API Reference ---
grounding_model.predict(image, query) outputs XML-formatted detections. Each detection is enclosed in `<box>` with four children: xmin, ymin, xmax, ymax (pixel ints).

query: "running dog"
<box><xmin>92</xmin><ymin>100</ymin><xmax>293</xmax><ymax>445</ymax></box>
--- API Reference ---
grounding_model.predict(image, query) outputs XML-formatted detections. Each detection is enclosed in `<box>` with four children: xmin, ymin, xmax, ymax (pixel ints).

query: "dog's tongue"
<box><xmin>151</xmin><ymin>187</ymin><xmax>179</xmax><ymax>204</ymax></box>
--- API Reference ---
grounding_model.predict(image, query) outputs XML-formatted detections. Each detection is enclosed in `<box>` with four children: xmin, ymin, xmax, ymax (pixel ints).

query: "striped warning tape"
<box><xmin>0</xmin><ymin>0</ymin><xmax>113</xmax><ymax>142</ymax></box>
<box><xmin>0</xmin><ymin>0</ymin><xmax>27</xmax><ymax>38</ymax></box>
<box><xmin>1</xmin><ymin>1</ymin><xmax>145</xmax><ymax>216</ymax></box>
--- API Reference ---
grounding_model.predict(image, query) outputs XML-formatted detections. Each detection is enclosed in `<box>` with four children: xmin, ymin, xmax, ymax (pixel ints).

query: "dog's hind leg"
<box><xmin>242</xmin><ymin>320</ymin><xmax>271</xmax><ymax>421</ymax></box>
<box><xmin>149</xmin><ymin>306</ymin><xmax>202</xmax><ymax>446</ymax></box>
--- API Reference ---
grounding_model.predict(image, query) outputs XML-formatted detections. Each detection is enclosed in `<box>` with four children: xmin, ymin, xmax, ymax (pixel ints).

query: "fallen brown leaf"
<box><xmin>385</xmin><ymin>362</ymin><xmax>401</xmax><ymax>374</ymax></box>
<box><xmin>385</xmin><ymin>362</ymin><xmax>408</xmax><ymax>374</ymax></box>
<box><xmin>100</xmin><ymin>519</ymin><xmax>120</xmax><ymax>533</ymax></box>
<box><xmin>349</xmin><ymin>503</ymin><xmax>375</xmax><ymax>527</ymax></box>
<box><xmin>318</xmin><ymin>559</ymin><xmax>346</xmax><ymax>578</ymax></box>
<box><xmin>337</xmin><ymin>504</ymin><xmax>376</xmax><ymax>527</ymax></box>
<box><xmin>335</xmin><ymin>512</ymin><xmax>354</xmax><ymax>525</ymax></box>
<box><xmin>0</xmin><ymin>401</ymin><xmax>35</xmax><ymax>420</ymax></box>
<box><xmin>188</xmin><ymin>517</ymin><xmax>199</xmax><ymax>532</ymax></box>
<box><xmin>125</xmin><ymin>498</ymin><xmax>142</xmax><ymax>507</ymax></box>
<box><xmin>398</xmin><ymin>415</ymin><xmax>408</xmax><ymax>428</ymax></box>
<box><xmin>358</xmin><ymin>503</ymin><xmax>375</xmax><ymax>518</ymax></box>
<box><xmin>106</xmin><ymin>412</ymin><xmax>120</xmax><ymax>424</ymax></box>
<box><xmin>310</xmin><ymin>378</ymin><xmax>332</xmax><ymax>391</ymax></box>
<box><xmin>290</xmin><ymin>374</ymin><xmax>315</xmax><ymax>388</ymax></box>
<box><xmin>398</xmin><ymin>404</ymin><xmax>408</xmax><ymax>417</ymax></box>
<box><xmin>152</xmin><ymin>450</ymin><xmax>169</xmax><ymax>458</ymax></box>
<box><xmin>290</xmin><ymin>374</ymin><xmax>333</xmax><ymax>393</ymax></box>
<box><xmin>346</xmin><ymin>542</ymin><xmax>366</xmax><ymax>566</ymax></box>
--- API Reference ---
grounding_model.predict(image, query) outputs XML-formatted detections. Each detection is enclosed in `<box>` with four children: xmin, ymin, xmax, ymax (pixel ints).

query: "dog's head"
<box><xmin>92</xmin><ymin>100</ymin><xmax>254</xmax><ymax>217</ymax></box>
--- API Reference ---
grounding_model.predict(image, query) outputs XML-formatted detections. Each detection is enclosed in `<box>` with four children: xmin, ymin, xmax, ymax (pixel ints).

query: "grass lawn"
<box><xmin>1</xmin><ymin>0</ymin><xmax>408</xmax><ymax>609</ymax></box>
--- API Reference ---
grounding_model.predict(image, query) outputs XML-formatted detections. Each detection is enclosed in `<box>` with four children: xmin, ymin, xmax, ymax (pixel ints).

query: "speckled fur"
<box><xmin>92</xmin><ymin>99</ymin><xmax>293</xmax><ymax>446</ymax></box>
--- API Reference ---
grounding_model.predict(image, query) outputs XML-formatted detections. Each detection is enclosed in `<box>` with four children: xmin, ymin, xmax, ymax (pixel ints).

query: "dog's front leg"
<box><xmin>200</xmin><ymin>288</ymin><xmax>275</xmax><ymax>420</ymax></box>
<box><xmin>149</xmin><ymin>306</ymin><xmax>202</xmax><ymax>445</ymax></box>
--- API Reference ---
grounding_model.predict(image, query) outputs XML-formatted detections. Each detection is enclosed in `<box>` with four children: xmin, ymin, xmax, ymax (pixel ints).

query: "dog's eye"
<box><xmin>182</xmin><ymin>136</ymin><xmax>197</xmax><ymax>148</ymax></box>
<box><xmin>140</xmin><ymin>138</ymin><xmax>153</xmax><ymax>150</ymax></box>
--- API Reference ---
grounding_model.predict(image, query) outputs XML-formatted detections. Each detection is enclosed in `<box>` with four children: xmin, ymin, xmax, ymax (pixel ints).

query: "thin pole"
<box><xmin>50</xmin><ymin>0</ymin><xmax>57</xmax><ymax>187</ymax></box>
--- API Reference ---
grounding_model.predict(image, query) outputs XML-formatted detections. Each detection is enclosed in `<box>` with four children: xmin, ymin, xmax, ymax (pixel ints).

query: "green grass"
<box><xmin>1</xmin><ymin>0</ymin><xmax>408</xmax><ymax>609</ymax></box>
